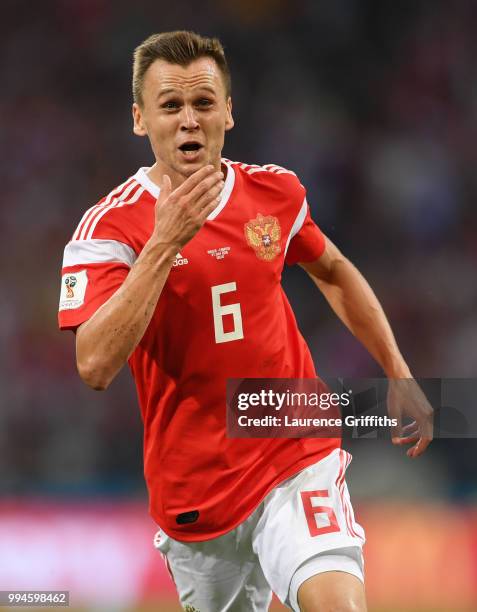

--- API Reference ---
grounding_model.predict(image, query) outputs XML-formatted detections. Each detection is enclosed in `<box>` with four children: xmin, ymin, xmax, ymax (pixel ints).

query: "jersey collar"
<box><xmin>133</xmin><ymin>159</ymin><xmax>235</xmax><ymax>222</ymax></box>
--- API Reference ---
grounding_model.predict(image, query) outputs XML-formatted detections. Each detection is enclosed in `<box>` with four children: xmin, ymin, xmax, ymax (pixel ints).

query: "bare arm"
<box><xmin>300</xmin><ymin>237</ymin><xmax>409</xmax><ymax>378</ymax></box>
<box><xmin>76</xmin><ymin>165</ymin><xmax>224</xmax><ymax>390</ymax></box>
<box><xmin>301</xmin><ymin>236</ymin><xmax>432</xmax><ymax>456</ymax></box>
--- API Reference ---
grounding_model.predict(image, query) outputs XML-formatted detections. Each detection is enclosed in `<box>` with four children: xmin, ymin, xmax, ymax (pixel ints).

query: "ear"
<box><xmin>225</xmin><ymin>97</ymin><xmax>234</xmax><ymax>132</ymax></box>
<box><xmin>132</xmin><ymin>102</ymin><xmax>147</xmax><ymax>136</ymax></box>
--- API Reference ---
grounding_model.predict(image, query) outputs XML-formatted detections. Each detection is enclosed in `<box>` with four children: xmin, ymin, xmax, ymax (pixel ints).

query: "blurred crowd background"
<box><xmin>1</xmin><ymin>0</ymin><xmax>477</xmax><ymax>609</ymax></box>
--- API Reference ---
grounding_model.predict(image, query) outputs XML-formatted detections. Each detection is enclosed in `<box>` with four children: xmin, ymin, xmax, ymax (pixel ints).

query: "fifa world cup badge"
<box><xmin>59</xmin><ymin>269</ymin><xmax>88</xmax><ymax>311</ymax></box>
<box><xmin>244</xmin><ymin>213</ymin><xmax>281</xmax><ymax>261</ymax></box>
<box><xmin>64</xmin><ymin>275</ymin><xmax>77</xmax><ymax>299</ymax></box>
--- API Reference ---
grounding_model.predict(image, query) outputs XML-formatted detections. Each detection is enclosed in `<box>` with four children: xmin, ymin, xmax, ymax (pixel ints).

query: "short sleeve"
<box><xmin>285</xmin><ymin>197</ymin><xmax>326</xmax><ymax>265</ymax></box>
<box><xmin>58</xmin><ymin>239</ymin><xmax>136</xmax><ymax>331</ymax></box>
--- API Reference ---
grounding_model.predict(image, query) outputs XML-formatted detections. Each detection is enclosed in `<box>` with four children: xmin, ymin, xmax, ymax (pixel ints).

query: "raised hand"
<box><xmin>153</xmin><ymin>165</ymin><xmax>224</xmax><ymax>253</ymax></box>
<box><xmin>388</xmin><ymin>378</ymin><xmax>433</xmax><ymax>458</ymax></box>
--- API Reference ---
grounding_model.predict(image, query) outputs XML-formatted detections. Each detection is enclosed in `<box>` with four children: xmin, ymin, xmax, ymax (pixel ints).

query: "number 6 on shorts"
<box><xmin>301</xmin><ymin>490</ymin><xmax>340</xmax><ymax>537</ymax></box>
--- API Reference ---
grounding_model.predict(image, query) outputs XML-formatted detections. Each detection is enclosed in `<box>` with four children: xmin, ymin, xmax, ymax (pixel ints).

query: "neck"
<box><xmin>147</xmin><ymin>160</ymin><xmax>226</xmax><ymax>191</ymax></box>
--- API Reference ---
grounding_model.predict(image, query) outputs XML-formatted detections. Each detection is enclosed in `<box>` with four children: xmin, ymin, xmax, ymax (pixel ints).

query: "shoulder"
<box><xmin>70</xmin><ymin>171</ymin><xmax>152</xmax><ymax>243</ymax></box>
<box><xmin>62</xmin><ymin>171</ymin><xmax>153</xmax><ymax>269</ymax></box>
<box><xmin>226</xmin><ymin>159</ymin><xmax>304</xmax><ymax>197</ymax></box>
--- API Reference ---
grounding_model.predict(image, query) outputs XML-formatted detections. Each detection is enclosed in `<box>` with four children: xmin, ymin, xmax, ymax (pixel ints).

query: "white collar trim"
<box><xmin>132</xmin><ymin>159</ymin><xmax>235</xmax><ymax>222</ymax></box>
<box><xmin>133</xmin><ymin>167</ymin><xmax>160</xmax><ymax>198</ymax></box>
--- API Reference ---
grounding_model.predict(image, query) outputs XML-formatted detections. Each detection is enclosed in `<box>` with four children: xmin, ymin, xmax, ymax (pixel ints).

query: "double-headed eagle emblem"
<box><xmin>244</xmin><ymin>213</ymin><xmax>281</xmax><ymax>261</ymax></box>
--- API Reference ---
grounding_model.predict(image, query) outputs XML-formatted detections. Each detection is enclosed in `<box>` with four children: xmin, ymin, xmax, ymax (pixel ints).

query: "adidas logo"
<box><xmin>173</xmin><ymin>252</ymin><xmax>189</xmax><ymax>267</ymax></box>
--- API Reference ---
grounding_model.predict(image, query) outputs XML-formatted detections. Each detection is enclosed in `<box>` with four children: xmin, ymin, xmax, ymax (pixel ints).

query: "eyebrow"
<box><xmin>157</xmin><ymin>85</ymin><xmax>217</xmax><ymax>100</ymax></box>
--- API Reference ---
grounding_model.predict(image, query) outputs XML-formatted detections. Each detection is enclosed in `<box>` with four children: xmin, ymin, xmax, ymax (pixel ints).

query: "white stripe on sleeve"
<box><xmin>284</xmin><ymin>197</ymin><xmax>308</xmax><ymax>257</ymax></box>
<box><xmin>72</xmin><ymin>177</ymin><xmax>133</xmax><ymax>241</ymax></box>
<box><xmin>84</xmin><ymin>185</ymin><xmax>144</xmax><ymax>241</ymax></box>
<box><xmin>62</xmin><ymin>239</ymin><xmax>137</xmax><ymax>268</ymax></box>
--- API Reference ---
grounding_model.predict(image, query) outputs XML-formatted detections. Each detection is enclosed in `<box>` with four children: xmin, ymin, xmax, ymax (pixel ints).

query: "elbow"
<box><xmin>77</xmin><ymin>356</ymin><xmax>114</xmax><ymax>391</ymax></box>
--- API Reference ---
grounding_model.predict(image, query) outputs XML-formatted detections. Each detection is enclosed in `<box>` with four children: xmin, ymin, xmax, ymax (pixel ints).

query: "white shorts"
<box><xmin>154</xmin><ymin>448</ymin><xmax>365</xmax><ymax>611</ymax></box>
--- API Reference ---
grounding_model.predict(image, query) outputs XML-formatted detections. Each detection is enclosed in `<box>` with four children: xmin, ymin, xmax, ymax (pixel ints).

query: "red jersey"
<box><xmin>58</xmin><ymin>159</ymin><xmax>339</xmax><ymax>541</ymax></box>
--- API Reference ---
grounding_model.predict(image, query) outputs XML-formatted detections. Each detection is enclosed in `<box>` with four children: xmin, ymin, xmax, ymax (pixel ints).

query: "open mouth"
<box><xmin>178</xmin><ymin>142</ymin><xmax>203</xmax><ymax>156</ymax></box>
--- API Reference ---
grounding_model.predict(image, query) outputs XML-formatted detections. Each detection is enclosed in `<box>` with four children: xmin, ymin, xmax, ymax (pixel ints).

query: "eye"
<box><xmin>162</xmin><ymin>100</ymin><xmax>180</xmax><ymax>110</ymax></box>
<box><xmin>196</xmin><ymin>98</ymin><xmax>212</xmax><ymax>108</ymax></box>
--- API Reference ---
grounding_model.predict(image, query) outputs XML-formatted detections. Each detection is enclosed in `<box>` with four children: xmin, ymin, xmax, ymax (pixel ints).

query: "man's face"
<box><xmin>133</xmin><ymin>57</ymin><xmax>234</xmax><ymax>183</ymax></box>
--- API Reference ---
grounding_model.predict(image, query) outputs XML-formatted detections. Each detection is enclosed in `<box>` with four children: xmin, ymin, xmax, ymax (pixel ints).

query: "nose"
<box><xmin>180</xmin><ymin>104</ymin><xmax>199</xmax><ymax>131</ymax></box>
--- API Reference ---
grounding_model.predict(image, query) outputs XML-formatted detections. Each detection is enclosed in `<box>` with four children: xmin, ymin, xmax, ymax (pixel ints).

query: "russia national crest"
<box><xmin>244</xmin><ymin>213</ymin><xmax>281</xmax><ymax>261</ymax></box>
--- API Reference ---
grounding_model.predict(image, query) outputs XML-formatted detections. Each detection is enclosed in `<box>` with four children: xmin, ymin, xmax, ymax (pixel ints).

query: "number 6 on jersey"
<box><xmin>211</xmin><ymin>282</ymin><xmax>244</xmax><ymax>344</ymax></box>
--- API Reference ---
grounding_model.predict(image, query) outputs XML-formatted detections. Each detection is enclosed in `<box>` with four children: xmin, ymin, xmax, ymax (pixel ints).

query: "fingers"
<box><xmin>393</xmin><ymin>435</ymin><xmax>419</xmax><ymax>446</ymax></box>
<box><xmin>159</xmin><ymin>166</ymin><xmax>223</xmax><ymax>218</ymax></box>
<box><xmin>392</xmin><ymin>434</ymin><xmax>429</xmax><ymax>457</ymax></box>
<box><xmin>157</xmin><ymin>174</ymin><xmax>172</xmax><ymax>203</ymax></box>
<box><xmin>198</xmin><ymin>193</ymin><xmax>222</xmax><ymax>223</ymax></box>
<box><xmin>392</xmin><ymin>415</ymin><xmax>432</xmax><ymax>458</ymax></box>
<box><xmin>392</xmin><ymin>421</ymin><xmax>419</xmax><ymax>443</ymax></box>
<box><xmin>391</xmin><ymin>418</ymin><xmax>414</xmax><ymax>444</ymax></box>
<box><xmin>173</xmin><ymin>164</ymin><xmax>218</xmax><ymax>198</ymax></box>
<box><xmin>187</xmin><ymin>171</ymin><xmax>224</xmax><ymax>210</ymax></box>
<box><xmin>196</xmin><ymin>179</ymin><xmax>224</xmax><ymax>211</ymax></box>
<box><xmin>390</xmin><ymin>416</ymin><xmax>403</xmax><ymax>444</ymax></box>
<box><xmin>407</xmin><ymin>436</ymin><xmax>432</xmax><ymax>458</ymax></box>
<box><xmin>152</xmin><ymin>165</ymin><xmax>225</xmax><ymax>251</ymax></box>
<box><xmin>388</xmin><ymin>379</ymin><xmax>434</xmax><ymax>457</ymax></box>
<box><xmin>392</xmin><ymin>417</ymin><xmax>431</xmax><ymax>454</ymax></box>
<box><xmin>402</xmin><ymin>420</ymin><xmax>417</xmax><ymax>434</ymax></box>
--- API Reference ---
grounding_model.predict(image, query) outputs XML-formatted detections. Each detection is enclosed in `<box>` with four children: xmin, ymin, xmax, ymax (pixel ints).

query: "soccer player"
<box><xmin>58</xmin><ymin>31</ymin><xmax>432</xmax><ymax>611</ymax></box>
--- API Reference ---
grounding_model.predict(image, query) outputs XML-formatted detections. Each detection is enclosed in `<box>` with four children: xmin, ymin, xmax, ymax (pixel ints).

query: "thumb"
<box><xmin>157</xmin><ymin>174</ymin><xmax>172</xmax><ymax>204</ymax></box>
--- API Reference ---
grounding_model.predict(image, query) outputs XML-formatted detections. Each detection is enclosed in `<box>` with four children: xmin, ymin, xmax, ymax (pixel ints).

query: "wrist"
<box><xmin>383</xmin><ymin>358</ymin><xmax>412</xmax><ymax>379</ymax></box>
<box><xmin>144</xmin><ymin>235</ymin><xmax>180</xmax><ymax>264</ymax></box>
